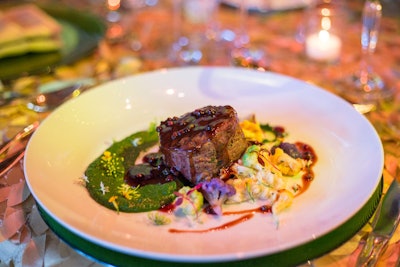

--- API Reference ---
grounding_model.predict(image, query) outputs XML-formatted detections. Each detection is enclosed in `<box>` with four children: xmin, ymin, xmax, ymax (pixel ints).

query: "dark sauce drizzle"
<box><xmin>223</xmin><ymin>205</ymin><xmax>272</xmax><ymax>215</ymax></box>
<box><xmin>169</xmin><ymin>214</ymin><xmax>254</xmax><ymax>233</ymax></box>
<box><xmin>168</xmin><ymin>205</ymin><xmax>272</xmax><ymax>233</ymax></box>
<box><xmin>295</xmin><ymin>142</ymin><xmax>317</xmax><ymax>195</ymax></box>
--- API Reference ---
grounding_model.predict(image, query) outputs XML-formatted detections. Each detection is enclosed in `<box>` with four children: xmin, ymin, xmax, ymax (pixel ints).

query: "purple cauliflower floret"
<box><xmin>201</xmin><ymin>178</ymin><xmax>236</xmax><ymax>216</ymax></box>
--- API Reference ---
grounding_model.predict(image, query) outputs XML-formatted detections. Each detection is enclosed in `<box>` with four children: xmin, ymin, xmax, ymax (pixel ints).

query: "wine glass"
<box><xmin>229</xmin><ymin>0</ymin><xmax>268</xmax><ymax>70</ymax></box>
<box><xmin>102</xmin><ymin>0</ymin><xmax>127</xmax><ymax>42</ymax></box>
<box><xmin>339</xmin><ymin>0</ymin><xmax>393</xmax><ymax>114</ymax></box>
<box><xmin>171</xmin><ymin>0</ymin><xmax>220</xmax><ymax>65</ymax></box>
<box><xmin>103</xmin><ymin>0</ymin><xmax>148</xmax><ymax>46</ymax></box>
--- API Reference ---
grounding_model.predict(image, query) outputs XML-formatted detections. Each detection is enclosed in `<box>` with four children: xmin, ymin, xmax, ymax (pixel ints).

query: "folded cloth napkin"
<box><xmin>0</xmin><ymin>4</ymin><xmax>62</xmax><ymax>59</ymax></box>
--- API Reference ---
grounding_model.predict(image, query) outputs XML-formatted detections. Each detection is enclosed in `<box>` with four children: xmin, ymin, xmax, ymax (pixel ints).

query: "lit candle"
<box><xmin>305</xmin><ymin>30</ymin><xmax>342</xmax><ymax>62</ymax></box>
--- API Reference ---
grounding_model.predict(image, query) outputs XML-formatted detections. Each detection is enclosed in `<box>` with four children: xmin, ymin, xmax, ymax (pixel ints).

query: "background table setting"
<box><xmin>0</xmin><ymin>0</ymin><xmax>399</xmax><ymax>266</ymax></box>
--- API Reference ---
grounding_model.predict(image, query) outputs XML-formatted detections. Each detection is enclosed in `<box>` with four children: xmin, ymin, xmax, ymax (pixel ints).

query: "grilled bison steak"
<box><xmin>156</xmin><ymin>105</ymin><xmax>248</xmax><ymax>184</ymax></box>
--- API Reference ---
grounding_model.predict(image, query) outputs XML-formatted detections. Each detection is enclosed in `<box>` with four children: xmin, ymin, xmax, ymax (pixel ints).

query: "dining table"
<box><xmin>0</xmin><ymin>0</ymin><xmax>399</xmax><ymax>266</ymax></box>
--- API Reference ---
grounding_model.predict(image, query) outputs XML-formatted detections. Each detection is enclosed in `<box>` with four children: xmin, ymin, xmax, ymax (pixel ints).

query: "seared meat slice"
<box><xmin>157</xmin><ymin>105</ymin><xmax>247</xmax><ymax>184</ymax></box>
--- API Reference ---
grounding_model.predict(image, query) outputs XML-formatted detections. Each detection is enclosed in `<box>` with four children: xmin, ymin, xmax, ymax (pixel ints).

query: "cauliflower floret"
<box><xmin>231</xmin><ymin>163</ymin><xmax>256</xmax><ymax>178</ymax></box>
<box><xmin>241</xmin><ymin>145</ymin><xmax>261</xmax><ymax>169</ymax></box>
<box><xmin>226</xmin><ymin>164</ymin><xmax>282</xmax><ymax>203</ymax></box>
<box><xmin>270</xmin><ymin>147</ymin><xmax>304</xmax><ymax>176</ymax></box>
<box><xmin>173</xmin><ymin>186</ymin><xmax>203</xmax><ymax>218</ymax></box>
<box><xmin>258</xmin><ymin>187</ymin><xmax>279</xmax><ymax>203</ymax></box>
<box><xmin>225</xmin><ymin>178</ymin><xmax>250</xmax><ymax>203</ymax></box>
<box><xmin>247</xmin><ymin>179</ymin><xmax>278</xmax><ymax>203</ymax></box>
<box><xmin>272</xmin><ymin>190</ymin><xmax>294</xmax><ymax>214</ymax></box>
<box><xmin>226</xmin><ymin>175</ymin><xmax>281</xmax><ymax>205</ymax></box>
<box><xmin>201</xmin><ymin>178</ymin><xmax>236</xmax><ymax>216</ymax></box>
<box><xmin>240</xmin><ymin>120</ymin><xmax>264</xmax><ymax>143</ymax></box>
<box><xmin>254</xmin><ymin>165</ymin><xmax>282</xmax><ymax>187</ymax></box>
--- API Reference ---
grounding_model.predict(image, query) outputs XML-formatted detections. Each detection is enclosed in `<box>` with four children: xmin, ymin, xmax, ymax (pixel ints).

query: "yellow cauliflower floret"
<box><xmin>240</xmin><ymin>120</ymin><xmax>264</xmax><ymax>143</ymax></box>
<box><xmin>270</xmin><ymin>148</ymin><xmax>304</xmax><ymax>176</ymax></box>
<box><xmin>226</xmin><ymin>178</ymin><xmax>251</xmax><ymax>203</ymax></box>
<box><xmin>272</xmin><ymin>190</ymin><xmax>294</xmax><ymax>214</ymax></box>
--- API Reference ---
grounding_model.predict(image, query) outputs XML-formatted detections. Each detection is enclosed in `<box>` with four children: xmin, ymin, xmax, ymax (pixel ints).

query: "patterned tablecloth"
<box><xmin>0</xmin><ymin>0</ymin><xmax>399</xmax><ymax>266</ymax></box>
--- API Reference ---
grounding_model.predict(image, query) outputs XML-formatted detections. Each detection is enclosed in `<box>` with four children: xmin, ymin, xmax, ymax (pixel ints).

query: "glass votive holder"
<box><xmin>303</xmin><ymin>1</ymin><xmax>344</xmax><ymax>63</ymax></box>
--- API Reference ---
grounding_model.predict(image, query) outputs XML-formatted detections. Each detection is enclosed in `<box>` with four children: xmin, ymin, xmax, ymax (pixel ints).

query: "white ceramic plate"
<box><xmin>25</xmin><ymin>67</ymin><xmax>383</xmax><ymax>263</ymax></box>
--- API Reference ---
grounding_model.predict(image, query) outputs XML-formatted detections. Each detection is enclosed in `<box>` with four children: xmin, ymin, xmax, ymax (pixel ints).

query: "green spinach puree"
<box><xmin>85</xmin><ymin>127</ymin><xmax>178</xmax><ymax>212</ymax></box>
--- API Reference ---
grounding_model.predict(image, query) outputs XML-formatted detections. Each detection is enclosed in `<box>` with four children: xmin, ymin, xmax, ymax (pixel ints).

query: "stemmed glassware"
<box><xmin>339</xmin><ymin>0</ymin><xmax>393</xmax><ymax>113</ymax></box>
<box><xmin>232</xmin><ymin>0</ymin><xmax>249</xmax><ymax>49</ymax></box>
<box><xmin>229</xmin><ymin>1</ymin><xmax>268</xmax><ymax>70</ymax></box>
<box><xmin>169</xmin><ymin>0</ymin><xmax>266</xmax><ymax>67</ymax></box>
<box><xmin>171</xmin><ymin>0</ymin><xmax>220</xmax><ymax>65</ymax></box>
<box><xmin>103</xmin><ymin>0</ymin><xmax>126</xmax><ymax>42</ymax></box>
<box><xmin>102</xmin><ymin>0</ymin><xmax>148</xmax><ymax>47</ymax></box>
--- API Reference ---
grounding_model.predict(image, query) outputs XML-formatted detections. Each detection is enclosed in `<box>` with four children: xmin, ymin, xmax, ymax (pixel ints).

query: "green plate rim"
<box><xmin>0</xmin><ymin>3</ymin><xmax>106</xmax><ymax>81</ymax></box>
<box><xmin>37</xmin><ymin>178</ymin><xmax>383</xmax><ymax>267</ymax></box>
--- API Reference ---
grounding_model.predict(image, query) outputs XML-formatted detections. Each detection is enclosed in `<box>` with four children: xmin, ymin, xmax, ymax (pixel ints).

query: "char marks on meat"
<box><xmin>157</xmin><ymin>105</ymin><xmax>248</xmax><ymax>184</ymax></box>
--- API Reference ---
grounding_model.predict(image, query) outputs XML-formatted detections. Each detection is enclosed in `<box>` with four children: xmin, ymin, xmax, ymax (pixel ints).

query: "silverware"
<box><xmin>0</xmin><ymin>82</ymin><xmax>92</xmax><ymax>175</ymax></box>
<box><xmin>0</xmin><ymin>148</ymin><xmax>25</xmax><ymax>177</ymax></box>
<box><xmin>1</xmin><ymin>82</ymin><xmax>90</xmax><ymax>156</ymax></box>
<box><xmin>26</xmin><ymin>82</ymin><xmax>88</xmax><ymax>113</ymax></box>
<box><xmin>0</xmin><ymin>122</ymin><xmax>39</xmax><ymax>156</ymax></box>
<box><xmin>356</xmin><ymin>175</ymin><xmax>400</xmax><ymax>266</ymax></box>
<box><xmin>1</xmin><ymin>81</ymin><xmax>89</xmax><ymax>110</ymax></box>
<box><xmin>0</xmin><ymin>122</ymin><xmax>38</xmax><ymax>175</ymax></box>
